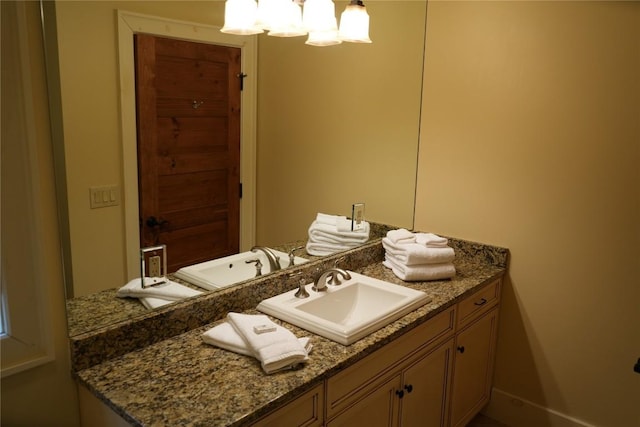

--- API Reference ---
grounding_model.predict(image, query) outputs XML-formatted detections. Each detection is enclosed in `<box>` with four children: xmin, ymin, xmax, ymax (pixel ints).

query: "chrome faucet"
<box><xmin>251</xmin><ymin>246</ymin><xmax>282</xmax><ymax>272</ymax></box>
<box><xmin>313</xmin><ymin>268</ymin><xmax>351</xmax><ymax>292</ymax></box>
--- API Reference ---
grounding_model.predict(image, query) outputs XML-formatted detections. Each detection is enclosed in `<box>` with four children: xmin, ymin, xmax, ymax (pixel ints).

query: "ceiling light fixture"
<box><xmin>221</xmin><ymin>0</ymin><xmax>372</xmax><ymax>46</ymax></box>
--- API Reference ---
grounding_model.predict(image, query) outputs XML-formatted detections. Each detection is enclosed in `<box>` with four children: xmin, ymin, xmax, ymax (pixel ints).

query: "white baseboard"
<box><xmin>483</xmin><ymin>387</ymin><xmax>597</xmax><ymax>427</ymax></box>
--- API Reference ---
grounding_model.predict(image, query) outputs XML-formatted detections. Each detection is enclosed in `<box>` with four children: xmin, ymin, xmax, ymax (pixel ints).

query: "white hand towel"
<box><xmin>382</xmin><ymin>237</ymin><xmax>455</xmax><ymax>266</ymax></box>
<box><xmin>227</xmin><ymin>312</ymin><xmax>310</xmax><ymax>374</ymax></box>
<box><xmin>386</xmin><ymin>228</ymin><xmax>416</xmax><ymax>244</ymax></box>
<box><xmin>202</xmin><ymin>322</ymin><xmax>312</xmax><ymax>359</ymax></box>
<box><xmin>415</xmin><ymin>232</ymin><xmax>449</xmax><ymax>248</ymax></box>
<box><xmin>383</xmin><ymin>257</ymin><xmax>456</xmax><ymax>282</ymax></box>
<box><xmin>116</xmin><ymin>278</ymin><xmax>202</xmax><ymax>302</ymax></box>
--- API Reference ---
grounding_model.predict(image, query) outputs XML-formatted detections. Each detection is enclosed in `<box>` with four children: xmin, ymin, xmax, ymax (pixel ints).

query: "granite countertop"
<box><xmin>75</xmin><ymin>238</ymin><xmax>508</xmax><ymax>427</ymax></box>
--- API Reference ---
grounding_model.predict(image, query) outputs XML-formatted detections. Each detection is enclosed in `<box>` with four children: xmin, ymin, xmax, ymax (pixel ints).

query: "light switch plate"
<box><xmin>90</xmin><ymin>185</ymin><xmax>119</xmax><ymax>209</ymax></box>
<box><xmin>140</xmin><ymin>245</ymin><xmax>167</xmax><ymax>287</ymax></box>
<box><xmin>351</xmin><ymin>203</ymin><xmax>365</xmax><ymax>231</ymax></box>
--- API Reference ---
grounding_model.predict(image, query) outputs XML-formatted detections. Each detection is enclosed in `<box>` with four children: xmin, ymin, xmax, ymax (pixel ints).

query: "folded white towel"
<box><xmin>116</xmin><ymin>278</ymin><xmax>202</xmax><ymax>306</ymax></box>
<box><xmin>315</xmin><ymin>213</ymin><xmax>347</xmax><ymax>225</ymax></box>
<box><xmin>202</xmin><ymin>322</ymin><xmax>312</xmax><ymax>359</ymax></box>
<box><xmin>138</xmin><ymin>296</ymin><xmax>178</xmax><ymax>309</ymax></box>
<box><xmin>386</xmin><ymin>228</ymin><xmax>416</xmax><ymax>244</ymax></box>
<box><xmin>382</xmin><ymin>237</ymin><xmax>455</xmax><ymax>266</ymax></box>
<box><xmin>416</xmin><ymin>232</ymin><xmax>449</xmax><ymax>248</ymax></box>
<box><xmin>306</xmin><ymin>241</ymin><xmax>355</xmax><ymax>256</ymax></box>
<box><xmin>383</xmin><ymin>257</ymin><xmax>456</xmax><ymax>282</ymax></box>
<box><xmin>315</xmin><ymin>212</ymin><xmax>360</xmax><ymax>232</ymax></box>
<box><xmin>226</xmin><ymin>312</ymin><xmax>310</xmax><ymax>374</ymax></box>
<box><xmin>308</xmin><ymin>221</ymin><xmax>370</xmax><ymax>243</ymax></box>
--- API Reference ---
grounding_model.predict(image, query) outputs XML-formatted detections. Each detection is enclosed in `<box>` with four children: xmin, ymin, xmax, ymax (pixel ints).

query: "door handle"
<box><xmin>145</xmin><ymin>216</ymin><xmax>168</xmax><ymax>228</ymax></box>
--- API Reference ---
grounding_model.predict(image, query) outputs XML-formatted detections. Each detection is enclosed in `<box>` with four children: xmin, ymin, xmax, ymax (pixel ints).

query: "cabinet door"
<box><xmin>400</xmin><ymin>338</ymin><xmax>454</xmax><ymax>427</ymax></box>
<box><xmin>449</xmin><ymin>307</ymin><xmax>499</xmax><ymax>427</ymax></box>
<box><xmin>327</xmin><ymin>375</ymin><xmax>401</xmax><ymax>427</ymax></box>
<box><xmin>252</xmin><ymin>383</ymin><xmax>324</xmax><ymax>427</ymax></box>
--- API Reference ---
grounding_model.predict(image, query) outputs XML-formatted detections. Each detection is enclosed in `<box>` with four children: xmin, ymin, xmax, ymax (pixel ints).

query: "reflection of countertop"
<box><xmin>65</xmin><ymin>240</ymin><xmax>322</xmax><ymax>337</ymax></box>
<box><xmin>67</xmin><ymin>221</ymin><xmax>395</xmax><ymax>337</ymax></box>
<box><xmin>75</xmin><ymin>238</ymin><xmax>508</xmax><ymax>426</ymax></box>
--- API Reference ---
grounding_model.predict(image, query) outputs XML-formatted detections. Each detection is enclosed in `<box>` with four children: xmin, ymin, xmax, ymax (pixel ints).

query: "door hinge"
<box><xmin>239</xmin><ymin>182</ymin><xmax>243</xmax><ymax>199</ymax></box>
<box><xmin>237</xmin><ymin>73</ymin><xmax>247</xmax><ymax>91</ymax></box>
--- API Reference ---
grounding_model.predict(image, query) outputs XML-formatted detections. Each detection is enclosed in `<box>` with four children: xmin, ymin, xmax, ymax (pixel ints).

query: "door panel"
<box><xmin>400</xmin><ymin>339</ymin><xmax>453</xmax><ymax>427</ymax></box>
<box><xmin>135</xmin><ymin>34</ymin><xmax>241</xmax><ymax>272</ymax></box>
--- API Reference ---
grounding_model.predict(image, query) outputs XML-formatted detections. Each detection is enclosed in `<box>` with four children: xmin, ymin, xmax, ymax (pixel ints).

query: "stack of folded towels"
<box><xmin>116</xmin><ymin>277</ymin><xmax>202</xmax><ymax>309</ymax></box>
<box><xmin>382</xmin><ymin>229</ymin><xmax>456</xmax><ymax>281</ymax></box>
<box><xmin>306</xmin><ymin>213</ymin><xmax>370</xmax><ymax>256</ymax></box>
<box><xmin>202</xmin><ymin>312</ymin><xmax>312</xmax><ymax>374</ymax></box>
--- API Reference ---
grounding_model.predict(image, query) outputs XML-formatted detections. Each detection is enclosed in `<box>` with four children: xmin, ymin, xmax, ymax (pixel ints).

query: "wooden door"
<box><xmin>135</xmin><ymin>34</ymin><xmax>241</xmax><ymax>272</ymax></box>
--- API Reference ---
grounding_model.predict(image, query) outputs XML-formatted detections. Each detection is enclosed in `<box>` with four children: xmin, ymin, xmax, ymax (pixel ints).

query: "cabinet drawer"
<box><xmin>457</xmin><ymin>279</ymin><xmax>500</xmax><ymax>329</ymax></box>
<box><xmin>252</xmin><ymin>383</ymin><xmax>324</xmax><ymax>427</ymax></box>
<box><xmin>327</xmin><ymin>307</ymin><xmax>455</xmax><ymax>419</ymax></box>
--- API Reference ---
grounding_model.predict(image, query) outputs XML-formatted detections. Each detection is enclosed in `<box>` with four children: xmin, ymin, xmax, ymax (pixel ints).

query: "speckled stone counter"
<box><xmin>74</xmin><ymin>237</ymin><xmax>508</xmax><ymax>426</ymax></box>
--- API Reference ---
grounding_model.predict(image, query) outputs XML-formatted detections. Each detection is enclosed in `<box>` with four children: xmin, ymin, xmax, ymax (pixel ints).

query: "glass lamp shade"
<box><xmin>256</xmin><ymin>0</ymin><xmax>277</xmax><ymax>31</ymax></box>
<box><xmin>220</xmin><ymin>0</ymin><xmax>263</xmax><ymax>35</ymax></box>
<box><xmin>268</xmin><ymin>0</ymin><xmax>307</xmax><ymax>37</ymax></box>
<box><xmin>306</xmin><ymin>30</ymin><xmax>342</xmax><ymax>46</ymax></box>
<box><xmin>338</xmin><ymin>3</ymin><xmax>372</xmax><ymax>43</ymax></box>
<box><xmin>303</xmin><ymin>0</ymin><xmax>338</xmax><ymax>33</ymax></box>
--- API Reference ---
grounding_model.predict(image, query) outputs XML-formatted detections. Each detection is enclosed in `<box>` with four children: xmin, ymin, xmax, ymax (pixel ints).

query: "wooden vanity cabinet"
<box><xmin>449</xmin><ymin>280</ymin><xmax>501</xmax><ymax>427</ymax></box>
<box><xmin>252</xmin><ymin>382</ymin><xmax>324</xmax><ymax>427</ymax></box>
<box><xmin>251</xmin><ymin>279</ymin><xmax>501</xmax><ymax>427</ymax></box>
<box><xmin>326</xmin><ymin>307</ymin><xmax>457</xmax><ymax>426</ymax></box>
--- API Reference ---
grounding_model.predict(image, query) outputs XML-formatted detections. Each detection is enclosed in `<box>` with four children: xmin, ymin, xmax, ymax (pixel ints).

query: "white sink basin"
<box><xmin>256</xmin><ymin>271</ymin><xmax>431</xmax><ymax>345</ymax></box>
<box><xmin>174</xmin><ymin>249</ymin><xmax>307</xmax><ymax>291</ymax></box>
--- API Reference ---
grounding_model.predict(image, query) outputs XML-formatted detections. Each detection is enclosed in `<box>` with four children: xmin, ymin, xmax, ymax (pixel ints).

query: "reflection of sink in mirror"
<box><xmin>256</xmin><ymin>271</ymin><xmax>431</xmax><ymax>345</ymax></box>
<box><xmin>175</xmin><ymin>249</ymin><xmax>308</xmax><ymax>291</ymax></box>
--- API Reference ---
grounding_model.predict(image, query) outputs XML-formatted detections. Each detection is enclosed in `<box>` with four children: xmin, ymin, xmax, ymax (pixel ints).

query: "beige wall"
<box><xmin>256</xmin><ymin>1</ymin><xmax>425</xmax><ymax>245</ymax></box>
<box><xmin>416</xmin><ymin>1</ymin><xmax>639</xmax><ymax>426</ymax></box>
<box><xmin>1</xmin><ymin>2</ymin><xmax>80</xmax><ymax>426</ymax></box>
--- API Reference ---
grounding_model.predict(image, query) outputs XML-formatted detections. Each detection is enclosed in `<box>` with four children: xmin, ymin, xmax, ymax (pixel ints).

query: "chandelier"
<box><xmin>221</xmin><ymin>0</ymin><xmax>372</xmax><ymax>46</ymax></box>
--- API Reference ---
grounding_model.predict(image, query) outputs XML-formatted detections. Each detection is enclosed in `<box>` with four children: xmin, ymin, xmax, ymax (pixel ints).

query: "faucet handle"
<box><xmin>245</xmin><ymin>259</ymin><xmax>263</xmax><ymax>277</ymax></box>
<box><xmin>288</xmin><ymin>246</ymin><xmax>304</xmax><ymax>266</ymax></box>
<box><xmin>289</xmin><ymin>271</ymin><xmax>310</xmax><ymax>299</ymax></box>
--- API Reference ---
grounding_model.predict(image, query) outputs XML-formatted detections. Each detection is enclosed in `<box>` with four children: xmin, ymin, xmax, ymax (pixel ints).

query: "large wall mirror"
<box><xmin>44</xmin><ymin>1</ymin><xmax>428</xmax><ymax>337</ymax></box>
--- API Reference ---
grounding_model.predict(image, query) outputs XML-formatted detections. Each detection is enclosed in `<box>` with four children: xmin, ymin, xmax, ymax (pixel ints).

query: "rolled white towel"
<box><xmin>382</xmin><ymin>237</ymin><xmax>455</xmax><ymax>266</ymax></box>
<box><xmin>227</xmin><ymin>312</ymin><xmax>310</xmax><ymax>374</ymax></box>
<box><xmin>416</xmin><ymin>232</ymin><xmax>448</xmax><ymax>248</ymax></box>
<box><xmin>386</xmin><ymin>228</ymin><xmax>416</xmax><ymax>244</ymax></box>
<box><xmin>202</xmin><ymin>322</ymin><xmax>312</xmax><ymax>359</ymax></box>
<box><xmin>383</xmin><ymin>257</ymin><xmax>456</xmax><ymax>282</ymax></box>
<box><xmin>117</xmin><ymin>277</ymin><xmax>202</xmax><ymax>303</ymax></box>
